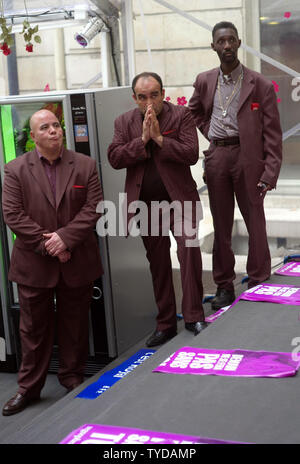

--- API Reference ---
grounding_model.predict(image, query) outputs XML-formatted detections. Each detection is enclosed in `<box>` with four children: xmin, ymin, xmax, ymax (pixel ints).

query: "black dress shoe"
<box><xmin>211</xmin><ymin>288</ymin><xmax>235</xmax><ymax>311</ymax></box>
<box><xmin>2</xmin><ymin>392</ymin><xmax>40</xmax><ymax>416</ymax></box>
<box><xmin>185</xmin><ymin>321</ymin><xmax>208</xmax><ymax>335</ymax></box>
<box><xmin>146</xmin><ymin>329</ymin><xmax>177</xmax><ymax>347</ymax></box>
<box><xmin>66</xmin><ymin>380</ymin><xmax>84</xmax><ymax>393</ymax></box>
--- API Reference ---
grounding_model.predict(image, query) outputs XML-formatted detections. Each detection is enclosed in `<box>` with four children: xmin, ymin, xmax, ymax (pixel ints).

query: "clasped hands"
<box><xmin>43</xmin><ymin>232</ymin><xmax>70</xmax><ymax>263</ymax></box>
<box><xmin>142</xmin><ymin>105</ymin><xmax>163</xmax><ymax>147</ymax></box>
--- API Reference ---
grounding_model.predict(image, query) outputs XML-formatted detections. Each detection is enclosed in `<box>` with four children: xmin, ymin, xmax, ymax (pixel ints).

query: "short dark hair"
<box><xmin>132</xmin><ymin>72</ymin><xmax>163</xmax><ymax>94</ymax></box>
<box><xmin>212</xmin><ymin>22</ymin><xmax>239</xmax><ymax>40</ymax></box>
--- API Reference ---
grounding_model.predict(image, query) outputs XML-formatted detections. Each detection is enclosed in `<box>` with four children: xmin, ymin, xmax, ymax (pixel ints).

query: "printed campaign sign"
<box><xmin>60</xmin><ymin>423</ymin><xmax>244</xmax><ymax>444</ymax></box>
<box><xmin>275</xmin><ymin>262</ymin><xmax>300</xmax><ymax>276</ymax></box>
<box><xmin>77</xmin><ymin>349</ymin><xmax>155</xmax><ymax>399</ymax></box>
<box><xmin>153</xmin><ymin>347</ymin><xmax>300</xmax><ymax>378</ymax></box>
<box><xmin>205</xmin><ymin>295</ymin><xmax>242</xmax><ymax>324</ymax></box>
<box><xmin>239</xmin><ymin>283</ymin><xmax>300</xmax><ymax>305</ymax></box>
<box><xmin>205</xmin><ymin>306</ymin><xmax>231</xmax><ymax>323</ymax></box>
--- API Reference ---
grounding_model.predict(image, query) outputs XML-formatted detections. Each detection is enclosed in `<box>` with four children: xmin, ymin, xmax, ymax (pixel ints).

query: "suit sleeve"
<box><xmin>56</xmin><ymin>160</ymin><xmax>102</xmax><ymax>250</ymax></box>
<box><xmin>260</xmin><ymin>85</ymin><xmax>282</xmax><ymax>188</ymax></box>
<box><xmin>107</xmin><ymin>116</ymin><xmax>149</xmax><ymax>169</ymax></box>
<box><xmin>188</xmin><ymin>77</ymin><xmax>211</xmax><ymax>140</ymax></box>
<box><xmin>158</xmin><ymin>107</ymin><xmax>199</xmax><ymax>165</ymax></box>
<box><xmin>2</xmin><ymin>163</ymin><xmax>49</xmax><ymax>255</ymax></box>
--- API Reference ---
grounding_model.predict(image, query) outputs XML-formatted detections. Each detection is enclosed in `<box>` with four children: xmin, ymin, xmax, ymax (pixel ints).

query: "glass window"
<box><xmin>260</xmin><ymin>0</ymin><xmax>300</xmax><ymax>180</ymax></box>
<box><xmin>0</xmin><ymin>102</ymin><xmax>65</xmax><ymax>161</ymax></box>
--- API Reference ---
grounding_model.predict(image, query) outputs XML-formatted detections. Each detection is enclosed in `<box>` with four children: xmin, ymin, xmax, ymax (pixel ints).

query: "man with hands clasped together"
<box><xmin>108</xmin><ymin>72</ymin><xmax>207</xmax><ymax>348</ymax></box>
<box><xmin>2</xmin><ymin>109</ymin><xmax>103</xmax><ymax>416</ymax></box>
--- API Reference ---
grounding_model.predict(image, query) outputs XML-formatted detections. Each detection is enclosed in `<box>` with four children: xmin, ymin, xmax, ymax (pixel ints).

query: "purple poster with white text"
<box><xmin>153</xmin><ymin>347</ymin><xmax>300</xmax><ymax>378</ymax></box>
<box><xmin>275</xmin><ymin>262</ymin><xmax>300</xmax><ymax>277</ymax></box>
<box><xmin>60</xmin><ymin>423</ymin><xmax>245</xmax><ymax>444</ymax></box>
<box><xmin>239</xmin><ymin>283</ymin><xmax>300</xmax><ymax>305</ymax></box>
<box><xmin>205</xmin><ymin>305</ymin><xmax>231</xmax><ymax>323</ymax></box>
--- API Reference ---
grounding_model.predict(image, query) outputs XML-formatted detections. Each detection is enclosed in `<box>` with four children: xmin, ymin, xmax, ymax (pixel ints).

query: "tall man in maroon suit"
<box><xmin>108</xmin><ymin>72</ymin><xmax>207</xmax><ymax>347</ymax></box>
<box><xmin>189</xmin><ymin>22</ymin><xmax>282</xmax><ymax>311</ymax></box>
<box><xmin>2</xmin><ymin>109</ymin><xmax>103</xmax><ymax>415</ymax></box>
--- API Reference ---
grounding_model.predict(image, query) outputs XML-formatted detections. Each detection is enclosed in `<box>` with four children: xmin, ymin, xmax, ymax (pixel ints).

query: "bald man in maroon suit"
<box><xmin>108</xmin><ymin>72</ymin><xmax>207</xmax><ymax>348</ymax></box>
<box><xmin>2</xmin><ymin>109</ymin><xmax>103</xmax><ymax>416</ymax></box>
<box><xmin>189</xmin><ymin>21</ymin><xmax>282</xmax><ymax>311</ymax></box>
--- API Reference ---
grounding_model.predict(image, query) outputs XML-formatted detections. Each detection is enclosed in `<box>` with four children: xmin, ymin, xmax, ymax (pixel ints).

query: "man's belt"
<box><xmin>211</xmin><ymin>137</ymin><xmax>240</xmax><ymax>146</ymax></box>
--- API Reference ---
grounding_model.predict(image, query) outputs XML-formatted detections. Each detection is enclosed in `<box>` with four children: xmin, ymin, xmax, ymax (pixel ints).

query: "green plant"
<box><xmin>0</xmin><ymin>0</ymin><xmax>41</xmax><ymax>55</ymax></box>
<box><xmin>20</xmin><ymin>18</ymin><xmax>41</xmax><ymax>52</ymax></box>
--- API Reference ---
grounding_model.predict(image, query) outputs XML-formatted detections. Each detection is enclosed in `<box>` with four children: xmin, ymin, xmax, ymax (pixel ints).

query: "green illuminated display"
<box><xmin>0</xmin><ymin>105</ymin><xmax>16</xmax><ymax>163</ymax></box>
<box><xmin>0</xmin><ymin>102</ymin><xmax>65</xmax><ymax>161</ymax></box>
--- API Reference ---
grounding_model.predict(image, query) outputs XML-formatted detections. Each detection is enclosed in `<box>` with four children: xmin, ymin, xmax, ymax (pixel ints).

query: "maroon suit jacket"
<box><xmin>2</xmin><ymin>148</ymin><xmax>103</xmax><ymax>288</ymax></box>
<box><xmin>189</xmin><ymin>65</ymin><xmax>282</xmax><ymax>197</ymax></box>
<box><xmin>107</xmin><ymin>101</ymin><xmax>200</xmax><ymax>226</ymax></box>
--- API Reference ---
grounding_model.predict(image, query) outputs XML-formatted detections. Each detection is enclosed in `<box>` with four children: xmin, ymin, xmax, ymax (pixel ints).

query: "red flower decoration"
<box><xmin>251</xmin><ymin>103</ymin><xmax>260</xmax><ymax>111</ymax></box>
<box><xmin>26</xmin><ymin>43</ymin><xmax>33</xmax><ymax>52</ymax></box>
<box><xmin>177</xmin><ymin>96</ymin><xmax>187</xmax><ymax>106</ymax></box>
<box><xmin>284</xmin><ymin>12</ymin><xmax>291</xmax><ymax>19</ymax></box>
<box><xmin>165</xmin><ymin>96</ymin><xmax>171</xmax><ymax>102</ymax></box>
<box><xmin>1</xmin><ymin>42</ymin><xmax>11</xmax><ymax>55</ymax></box>
<box><xmin>272</xmin><ymin>80</ymin><xmax>279</xmax><ymax>93</ymax></box>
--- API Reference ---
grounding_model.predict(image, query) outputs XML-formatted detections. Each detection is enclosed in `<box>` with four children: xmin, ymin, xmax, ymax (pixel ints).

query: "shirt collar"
<box><xmin>36</xmin><ymin>147</ymin><xmax>63</xmax><ymax>164</ymax></box>
<box><xmin>220</xmin><ymin>62</ymin><xmax>242</xmax><ymax>84</ymax></box>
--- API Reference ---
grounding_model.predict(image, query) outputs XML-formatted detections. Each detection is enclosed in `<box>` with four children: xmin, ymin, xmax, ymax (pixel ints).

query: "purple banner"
<box><xmin>205</xmin><ymin>305</ymin><xmax>231</xmax><ymax>323</ymax></box>
<box><xmin>275</xmin><ymin>262</ymin><xmax>300</xmax><ymax>276</ymax></box>
<box><xmin>60</xmin><ymin>423</ymin><xmax>243</xmax><ymax>444</ymax></box>
<box><xmin>239</xmin><ymin>283</ymin><xmax>300</xmax><ymax>305</ymax></box>
<box><xmin>153</xmin><ymin>347</ymin><xmax>300</xmax><ymax>378</ymax></box>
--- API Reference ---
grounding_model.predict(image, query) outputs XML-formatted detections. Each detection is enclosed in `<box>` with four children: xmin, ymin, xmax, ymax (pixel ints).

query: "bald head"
<box><xmin>30</xmin><ymin>109</ymin><xmax>59</xmax><ymax>131</ymax></box>
<box><xmin>30</xmin><ymin>109</ymin><xmax>63</xmax><ymax>160</ymax></box>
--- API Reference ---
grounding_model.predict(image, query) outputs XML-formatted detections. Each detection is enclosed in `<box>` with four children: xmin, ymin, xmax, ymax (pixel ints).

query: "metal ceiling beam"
<box><xmin>90</xmin><ymin>0</ymin><xmax>119</xmax><ymax>17</ymax></box>
<box><xmin>120</xmin><ymin>0</ymin><xmax>135</xmax><ymax>85</ymax></box>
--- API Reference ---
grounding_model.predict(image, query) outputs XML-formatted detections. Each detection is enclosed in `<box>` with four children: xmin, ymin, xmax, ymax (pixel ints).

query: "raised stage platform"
<box><xmin>1</xmin><ymin>269</ymin><xmax>300</xmax><ymax>446</ymax></box>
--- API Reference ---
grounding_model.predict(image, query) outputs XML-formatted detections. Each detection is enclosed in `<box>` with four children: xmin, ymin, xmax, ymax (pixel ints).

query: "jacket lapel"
<box><xmin>28</xmin><ymin>150</ymin><xmax>56</xmax><ymax>209</ymax></box>
<box><xmin>129</xmin><ymin>108</ymin><xmax>143</xmax><ymax>140</ymax></box>
<box><xmin>206</xmin><ymin>68</ymin><xmax>219</xmax><ymax>111</ymax></box>
<box><xmin>56</xmin><ymin>148</ymin><xmax>74</xmax><ymax>209</ymax></box>
<box><xmin>158</xmin><ymin>102</ymin><xmax>172</xmax><ymax>134</ymax></box>
<box><xmin>238</xmin><ymin>66</ymin><xmax>255</xmax><ymax>113</ymax></box>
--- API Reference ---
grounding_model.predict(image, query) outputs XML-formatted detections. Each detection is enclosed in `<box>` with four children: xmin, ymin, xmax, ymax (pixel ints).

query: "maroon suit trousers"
<box><xmin>141</xmin><ymin>207</ymin><xmax>205</xmax><ymax>331</ymax></box>
<box><xmin>205</xmin><ymin>144</ymin><xmax>271</xmax><ymax>290</ymax></box>
<box><xmin>17</xmin><ymin>275</ymin><xmax>93</xmax><ymax>396</ymax></box>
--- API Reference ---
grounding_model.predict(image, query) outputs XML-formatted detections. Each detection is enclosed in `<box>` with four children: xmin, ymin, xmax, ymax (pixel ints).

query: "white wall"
<box><xmin>0</xmin><ymin>0</ymin><xmax>252</xmax><ymax>187</ymax></box>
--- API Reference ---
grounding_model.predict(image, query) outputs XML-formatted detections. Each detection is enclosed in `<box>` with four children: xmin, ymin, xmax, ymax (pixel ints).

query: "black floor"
<box><xmin>1</xmin><ymin>270</ymin><xmax>300</xmax><ymax>445</ymax></box>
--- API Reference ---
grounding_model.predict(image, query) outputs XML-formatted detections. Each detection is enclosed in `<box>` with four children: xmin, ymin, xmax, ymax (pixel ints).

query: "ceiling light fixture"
<box><xmin>74</xmin><ymin>16</ymin><xmax>105</xmax><ymax>47</ymax></box>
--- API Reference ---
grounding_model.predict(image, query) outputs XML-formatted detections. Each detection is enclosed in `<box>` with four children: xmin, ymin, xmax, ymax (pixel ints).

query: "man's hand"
<box><xmin>43</xmin><ymin>232</ymin><xmax>67</xmax><ymax>257</ymax></box>
<box><xmin>57</xmin><ymin>250</ymin><xmax>71</xmax><ymax>263</ymax></box>
<box><xmin>142</xmin><ymin>105</ymin><xmax>151</xmax><ymax>145</ymax></box>
<box><xmin>149</xmin><ymin>106</ymin><xmax>163</xmax><ymax>147</ymax></box>
<box><xmin>257</xmin><ymin>181</ymin><xmax>272</xmax><ymax>196</ymax></box>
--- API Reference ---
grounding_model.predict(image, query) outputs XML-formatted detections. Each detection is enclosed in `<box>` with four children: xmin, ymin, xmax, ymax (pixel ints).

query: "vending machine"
<box><xmin>0</xmin><ymin>87</ymin><xmax>156</xmax><ymax>374</ymax></box>
<box><xmin>0</xmin><ymin>174</ymin><xmax>17</xmax><ymax>371</ymax></box>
